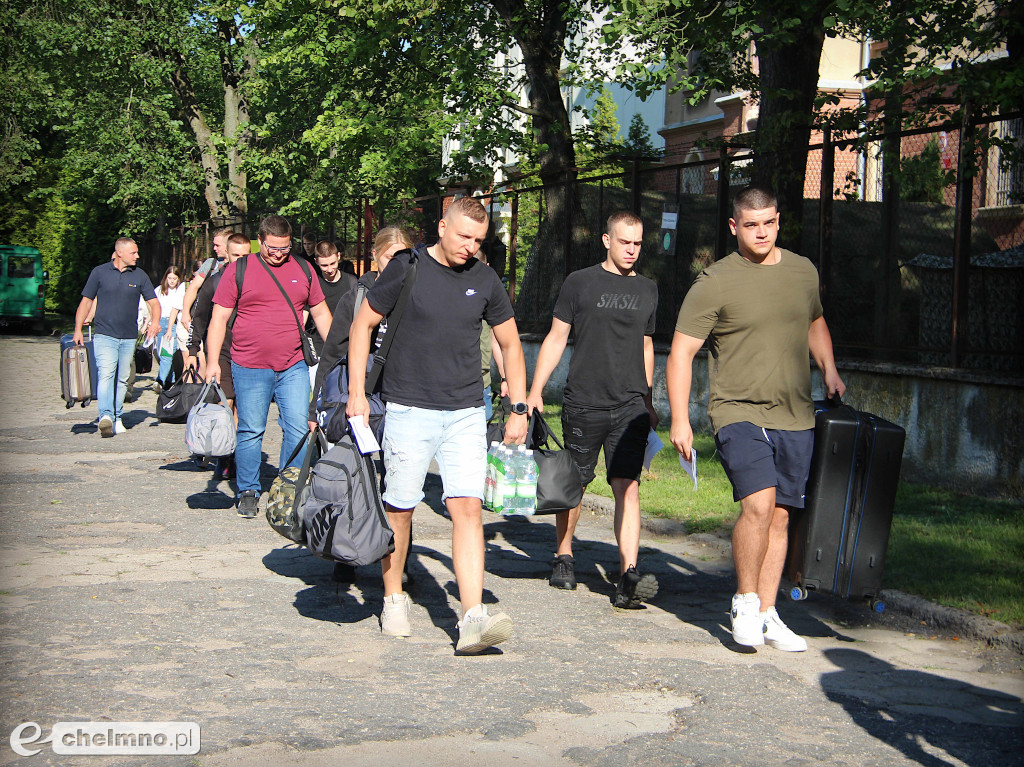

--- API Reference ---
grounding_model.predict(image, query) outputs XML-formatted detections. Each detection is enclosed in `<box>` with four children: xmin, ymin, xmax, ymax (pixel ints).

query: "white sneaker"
<box><xmin>98</xmin><ymin>416</ymin><xmax>114</xmax><ymax>438</ymax></box>
<box><xmin>761</xmin><ymin>607</ymin><xmax>808</xmax><ymax>652</ymax></box>
<box><xmin>113</xmin><ymin>419</ymin><xmax>126</xmax><ymax>435</ymax></box>
<box><xmin>380</xmin><ymin>593</ymin><xmax>412</xmax><ymax>637</ymax></box>
<box><xmin>456</xmin><ymin>605</ymin><xmax>513</xmax><ymax>654</ymax></box>
<box><xmin>730</xmin><ymin>593</ymin><xmax>765</xmax><ymax>646</ymax></box>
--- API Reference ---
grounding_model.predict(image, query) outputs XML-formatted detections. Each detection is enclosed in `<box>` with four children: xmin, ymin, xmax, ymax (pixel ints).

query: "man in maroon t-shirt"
<box><xmin>206</xmin><ymin>216</ymin><xmax>333</xmax><ymax>518</ymax></box>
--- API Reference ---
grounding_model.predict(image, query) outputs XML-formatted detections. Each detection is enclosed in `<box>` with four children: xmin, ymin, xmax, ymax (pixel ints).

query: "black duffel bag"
<box><xmin>156</xmin><ymin>367</ymin><xmax>218</xmax><ymax>423</ymax></box>
<box><xmin>486</xmin><ymin>394</ymin><xmax>509</xmax><ymax>445</ymax></box>
<box><xmin>527</xmin><ymin>410</ymin><xmax>584</xmax><ymax>515</ymax></box>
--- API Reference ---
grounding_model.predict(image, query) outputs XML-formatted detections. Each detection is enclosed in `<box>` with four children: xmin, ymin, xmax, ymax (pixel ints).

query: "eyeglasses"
<box><xmin>262</xmin><ymin>244</ymin><xmax>291</xmax><ymax>254</ymax></box>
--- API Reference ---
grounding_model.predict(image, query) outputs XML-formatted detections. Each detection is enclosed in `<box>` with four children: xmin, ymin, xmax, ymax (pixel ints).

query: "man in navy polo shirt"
<box><xmin>74</xmin><ymin>238</ymin><xmax>160</xmax><ymax>437</ymax></box>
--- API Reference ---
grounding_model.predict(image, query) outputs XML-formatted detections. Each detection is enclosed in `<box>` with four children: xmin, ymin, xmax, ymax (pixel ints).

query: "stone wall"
<box><xmin>518</xmin><ymin>338</ymin><xmax>1024</xmax><ymax>500</ymax></box>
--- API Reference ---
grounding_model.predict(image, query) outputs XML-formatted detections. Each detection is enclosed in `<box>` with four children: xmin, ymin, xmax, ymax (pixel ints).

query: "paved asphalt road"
<box><xmin>0</xmin><ymin>334</ymin><xmax>1022</xmax><ymax>767</ymax></box>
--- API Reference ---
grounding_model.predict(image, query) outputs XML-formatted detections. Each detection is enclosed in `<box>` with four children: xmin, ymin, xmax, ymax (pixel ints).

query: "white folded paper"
<box><xmin>678</xmin><ymin>449</ymin><xmax>698</xmax><ymax>490</ymax></box>
<box><xmin>644</xmin><ymin>429</ymin><xmax>664</xmax><ymax>471</ymax></box>
<box><xmin>349</xmin><ymin>418</ymin><xmax>381</xmax><ymax>454</ymax></box>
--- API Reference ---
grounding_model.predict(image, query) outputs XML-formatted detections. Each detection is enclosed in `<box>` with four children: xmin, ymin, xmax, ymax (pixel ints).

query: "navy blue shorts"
<box><xmin>561</xmin><ymin>400</ymin><xmax>650</xmax><ymax>486</ymax></box>
<box><xmin>714</xmin><ymin>422</ymin><xmax>814</xmax><ymax>507</ymax></box>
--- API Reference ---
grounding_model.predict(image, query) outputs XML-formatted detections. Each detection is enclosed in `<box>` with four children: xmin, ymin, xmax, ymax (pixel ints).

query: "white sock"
<box><xmin>463</xmin><ymin>603</ymin><xmax>487</xmax><ymax>619</ymax></box>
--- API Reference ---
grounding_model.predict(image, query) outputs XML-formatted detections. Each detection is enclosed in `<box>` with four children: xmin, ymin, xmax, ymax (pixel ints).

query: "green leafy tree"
<box><xmin>625</xmin><ymin>114</ymin><xmax>660</xmax><ymax>160</ymax></box>
<box><xmin>577</xmin><ymin>86</ymin><xmax>623</xmax><ymax>175</ymax></box>
<box><xmin>900</xmin><ymin>138</ymin><xmax>950</xmax><ymax>203</ymax></box>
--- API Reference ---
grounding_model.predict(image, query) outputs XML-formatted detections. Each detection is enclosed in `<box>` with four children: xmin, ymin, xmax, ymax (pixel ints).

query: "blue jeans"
<box><xmin>156</xmin><ymin>317</ymin><xmax>177</xmax><ymax>385</ymax></box>
<box><xmin>93</xmin><ymin>334</ymin><xmax>136</xmax><ymax>421</ymax></box>
<box><xmin>231</xmin><ymin>360</ymin><xmax>310</xmax><ymax>495</ymax></box>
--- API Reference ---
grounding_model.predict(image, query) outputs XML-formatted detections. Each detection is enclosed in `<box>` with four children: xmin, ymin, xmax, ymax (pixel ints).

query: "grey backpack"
<box><xmin>300</xmin><ymin>433</ymin><xmax>394</xmax><ymax>566</ymax></box>
<box><xmin>185</xmin><ymin>380</ymin><xmax>236</xmax><ymax>458</ymax></box>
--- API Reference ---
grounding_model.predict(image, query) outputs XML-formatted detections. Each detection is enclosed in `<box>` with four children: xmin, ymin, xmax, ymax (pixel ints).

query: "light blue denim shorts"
<box><xmin>382</xmin><ymin>402</ymin><xmax>487</xmax><ymax>509</ymax></box>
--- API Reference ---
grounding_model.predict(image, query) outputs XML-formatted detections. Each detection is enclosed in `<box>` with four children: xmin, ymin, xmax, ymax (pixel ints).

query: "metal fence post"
<box><xmin>819</xmin><ymin>126</ymin><xmax>834</xmax><ymax>300</ymax></box>
<box><xmin>631</xmin><ymin>158</ymin><xmax>641</xmax><ymax>216</ymax></box>
<box><xmin>509</xmin><ymin>193</ymin><xmax>519</xmax><ymax>304</ymax></box>
<box><xmin>715</xmin><ymin>151</ymin><xmax>731</xmax><ymax>261</ymax></box>
<box><xmin>877</xmin><ymin>119</ymin><xmax>901</xmax><ymax>348</ymax></box>
<box><xmin>951</xmin><ymin>102</ymin><xmax>975</xmax><ymax>367</ymax></box>
<box><xmin>564</xmin><ymin>172</ymin><xmax>574</xmax><ymax>278</ymax></box>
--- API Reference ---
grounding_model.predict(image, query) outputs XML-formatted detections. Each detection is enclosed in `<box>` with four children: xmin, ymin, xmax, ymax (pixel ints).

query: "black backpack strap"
<box><xmin>365</xmin><ymin>250</ymin><xmax>419</xmax><ymax>392</ymax></box>
<box><xmin>232</xmin><ymin>255</ymin><xmax>247</xmax><ymax>314</ymax></box>
<box><xmin>292</xmin><ymin>255</ymin><xmax>314</xmax><ymax>287</ymax></box>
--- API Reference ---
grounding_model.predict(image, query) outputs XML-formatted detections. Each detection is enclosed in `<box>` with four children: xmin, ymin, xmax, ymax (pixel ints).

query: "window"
<box><xmin>995</xmin><ymin>117</ymin><xmax>1023</xmax><ymax>207</ymax></box>
<box><xmin>7</xmin><ymin>256</ymin><xmax>35</xmax><ymax>278</ymax></box>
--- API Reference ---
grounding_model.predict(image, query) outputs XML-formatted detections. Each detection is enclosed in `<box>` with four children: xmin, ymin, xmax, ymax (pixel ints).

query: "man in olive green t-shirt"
<box><xmin>666</xmin><ymin>185</ymin><xmax>845</xmax><ymax>653</ymax></box>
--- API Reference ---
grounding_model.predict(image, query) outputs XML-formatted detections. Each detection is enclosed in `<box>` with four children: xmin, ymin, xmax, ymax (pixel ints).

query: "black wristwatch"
<box><xmin>510</xmin><ymin>402</ymin><xmax>529</xmax><ymax>415</ymax></box>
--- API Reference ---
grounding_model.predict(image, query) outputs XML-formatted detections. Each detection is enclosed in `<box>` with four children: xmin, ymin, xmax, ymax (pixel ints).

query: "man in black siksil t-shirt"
<box><xmin>347</xmin><ymin>197</ymin><xmax>529</xmax><ymax>655</ymax></box>
<box><xmin>526</xmin><ymin>210</ymin><xmax>660</xmax><ymax>608</ymax></box>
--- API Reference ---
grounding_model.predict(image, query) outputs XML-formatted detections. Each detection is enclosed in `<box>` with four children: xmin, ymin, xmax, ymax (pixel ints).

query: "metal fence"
<box><xmin>155</xmin><ymin>111</ymin><xmax>1023</xmax><ymax>374</ymax></box>
<box><xmin>397</xmin><ymin>112</ymin><xmax>1023</xmax><ymax>374</ymax></box>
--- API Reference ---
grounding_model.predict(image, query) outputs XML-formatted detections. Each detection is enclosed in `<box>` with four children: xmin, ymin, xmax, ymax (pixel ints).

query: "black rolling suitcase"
<box><xmin>60</xmin><ymin>328</ymin><xmax>98</xmax><ymax>408</ymax></box>
<box><xmin>786</xmin><ymin>396</ymin><xmax>905</xmax><ymax>612</ymax></box>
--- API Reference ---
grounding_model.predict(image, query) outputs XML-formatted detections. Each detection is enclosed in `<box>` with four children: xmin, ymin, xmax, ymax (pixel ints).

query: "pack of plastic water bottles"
<box><xmin>484</xmin><ymin>442</ymin><xmax>538</xmax><ymax>516</ymax></box>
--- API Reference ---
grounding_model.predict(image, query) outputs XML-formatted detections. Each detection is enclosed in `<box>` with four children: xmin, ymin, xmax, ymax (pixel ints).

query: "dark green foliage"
<box><xmin>899</xmin><ymin>138</ymin><xmax>951</xmax><ymax>204</ymax></box>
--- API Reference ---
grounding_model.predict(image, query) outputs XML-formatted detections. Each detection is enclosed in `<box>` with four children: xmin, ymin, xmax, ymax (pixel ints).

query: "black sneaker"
<box><xmin>612</xmin><ymin>565</ymin><xmax>658</xmax><ymax>608</ymax></box>
<box><xmin>549</xmin><ymin>554</ymin><xmax>578</xmax><ymax>590</ymax></box>
<box><xmin>236</xmin><ymin>490</ymin><xmax>259</xmax><ymax>518</ymax></box>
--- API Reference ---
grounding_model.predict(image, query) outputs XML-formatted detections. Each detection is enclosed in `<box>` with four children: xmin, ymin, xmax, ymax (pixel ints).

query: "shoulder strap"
<box><xmin>365</xmin><ymin>250</ymin><xmax>419</xmax><ymax>392</ymax></box>
<box><xmin>292</xmin><ymin>256</ymin><xmax>313</xmax><ymax>285</ymax></box>
<box><xmin>234</xmin><ymin>256</ymin><xmax>247</xmax><ymax>306</ymax></box>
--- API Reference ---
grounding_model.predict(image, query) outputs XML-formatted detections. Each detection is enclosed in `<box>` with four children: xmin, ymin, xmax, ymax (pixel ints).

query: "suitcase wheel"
<box><xmin>871</xmin><ymin>599</ymin><xmax>885</xmax><ymax>614</ymax></box>
<box><xmin>790</xmin><ymin>586</ymin><xmax>808</xmax><ymax>601</ymax></box>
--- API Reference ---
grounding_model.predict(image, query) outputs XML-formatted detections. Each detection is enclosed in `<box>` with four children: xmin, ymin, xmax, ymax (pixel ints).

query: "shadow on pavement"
<box><xmin>262</xmin><ymin>546</ymin><xmax>377</xmax><ymax>625</ymax></box>
<box><xmin>483</xmin><ymin>508</ymin><xmax>860</xmax><ymax>653</ymax></box>
<box><xmin>821</xmin><ymin>648</ymin><xmax>1024</xmax><ymax>766</ymax></box>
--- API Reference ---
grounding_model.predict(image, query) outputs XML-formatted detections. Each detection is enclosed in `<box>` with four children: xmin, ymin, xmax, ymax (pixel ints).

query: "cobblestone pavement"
<box><xmin>1</xmin><ymin>335</ymin><xmax>1022</xmax><ymax>767</ymax></box>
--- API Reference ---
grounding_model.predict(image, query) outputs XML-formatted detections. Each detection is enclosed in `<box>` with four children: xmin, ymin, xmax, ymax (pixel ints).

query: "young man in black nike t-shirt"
<box><xmin>526</xmin><ymin>210</ymin><xmax>660</xmax><ymax>608</ymax></box>
<box><xmin>347</xmin><ymin>196</ymin><xmax>529</xmax><ymax>654</ymax></box>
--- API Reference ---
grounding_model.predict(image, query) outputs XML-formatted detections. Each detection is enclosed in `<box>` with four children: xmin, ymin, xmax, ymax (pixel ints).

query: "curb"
<box><xmin>580</xmin><ymin>492</ymin><xmax>1024</xmax><ymax>654</ymax></box>
<box><xmin>880</xmin><ymin>589</ymin><xmax>1024</xmax><ymax>654</ymax></box>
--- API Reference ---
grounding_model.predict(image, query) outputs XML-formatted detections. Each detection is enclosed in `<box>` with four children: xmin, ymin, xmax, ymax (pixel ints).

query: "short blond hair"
<box><xmin>445</xmin><ymin>196</ymin><xmax>488</xmax><ymax>224</ymax></box>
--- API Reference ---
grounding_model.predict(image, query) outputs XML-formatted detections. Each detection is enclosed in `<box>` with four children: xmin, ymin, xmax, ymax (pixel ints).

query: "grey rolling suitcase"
<box><xmin>60</xmin><ymin>329</ymin><xmax>97</xmax><ymax>408</ymax></box>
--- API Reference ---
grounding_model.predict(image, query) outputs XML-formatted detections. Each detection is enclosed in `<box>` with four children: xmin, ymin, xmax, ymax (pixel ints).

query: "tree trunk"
<box><xmin>218</xmin><ymin>18</ymin><xmax>250</xmax><ymax>217</ymax></box>
<box><xmin>490</xmin><ymin>0</ymin><xmax>589</xmax><ymax>315</ymax></box>
<box><xmin>752</xmin><ymin>6</ymin><xmax>827</xmax><ymax>252</ymax></box>
<box><xmin>168</xmin><ymin>55</ymin><xmax>227</xmax><ymax>220</ymax></box>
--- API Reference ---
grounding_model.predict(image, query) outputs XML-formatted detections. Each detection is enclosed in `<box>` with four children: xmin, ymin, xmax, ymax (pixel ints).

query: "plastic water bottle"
<box><xmin>500</xmin><ymin>447</ymin><xmax>519</xmax><ymax>514</ymax></box>
<box><xmin>516</xmin><ymin>449</ymin><xmax>539</xmax><ymax>516</ymax></box>
<box><xmin>485</xmin><ymin>441</ymin><xmax>500</xmax><ymax>510</ymax></box>
<box><xmin>492</xmin><ymin>446</ymin><xmax>509</xmax><ymax>514</ymax></box>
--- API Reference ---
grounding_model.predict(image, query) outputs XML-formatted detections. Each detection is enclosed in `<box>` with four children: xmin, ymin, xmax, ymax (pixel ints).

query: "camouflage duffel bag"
<box><xmin>265</xmin><ymin>428</ymin><xmax>329</xmax><ymax>543</ymax></box>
